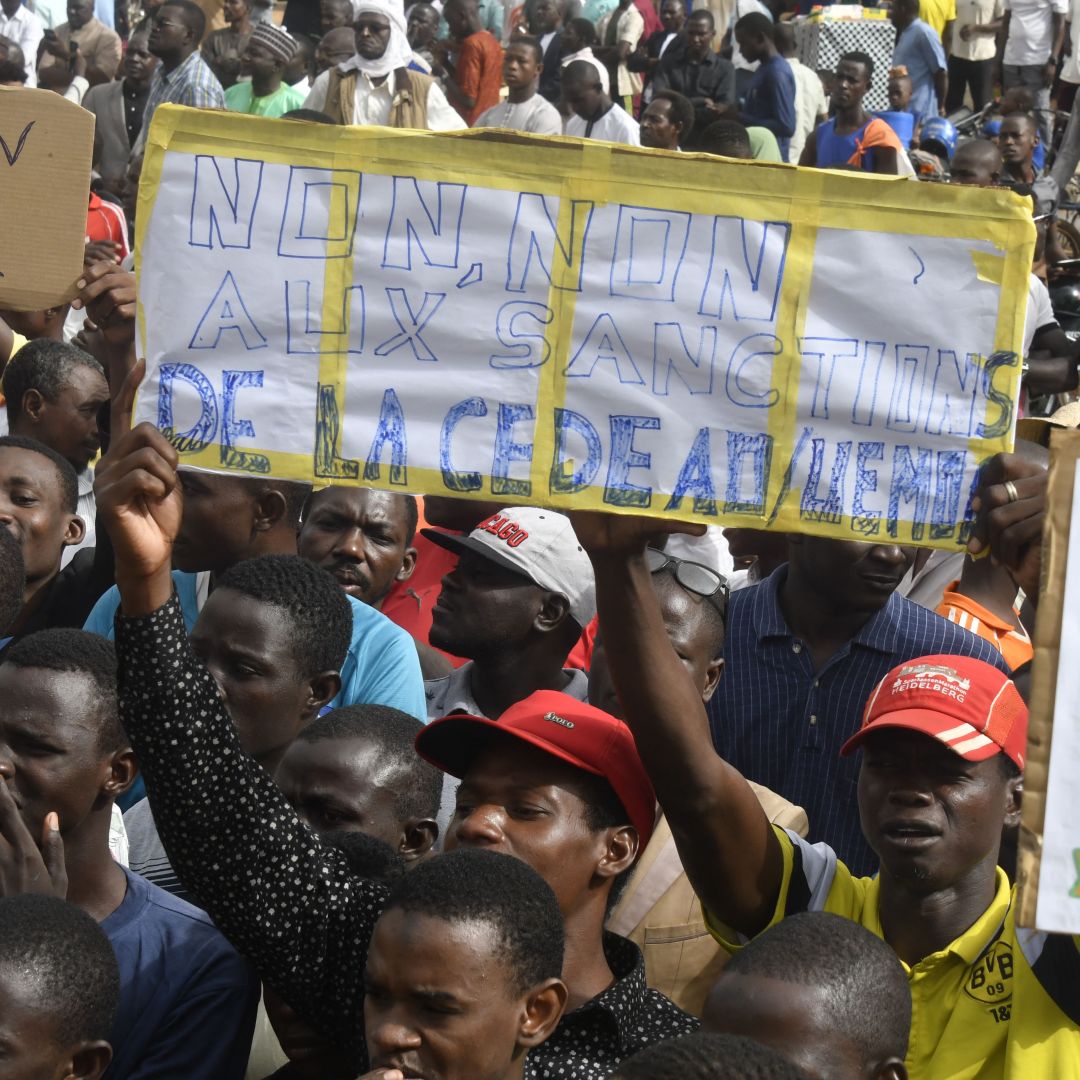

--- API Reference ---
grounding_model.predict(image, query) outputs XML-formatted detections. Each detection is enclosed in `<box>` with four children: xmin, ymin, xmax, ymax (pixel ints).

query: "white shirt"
<box><xmin>1003</xmin><ymin>0</ymin><xmax>1068</xmax><ymax>66</ymax></box>
<box><xmin>787</xmin><ymin>56</ymin><xmax>826</xmax><ymax>165</ymax></box>
<box><xmin>952</xmin><ymin>0</ymin><xmax>1005</xmax><ymax>59</ymax></box>
<box><xmin>0</xmin><ymin>4</ymin><xmax>44</xmax><ymax>86</ymax></box>
<box><xmin>475</xmin><ymin>93</ymin><xmax>563</xmax><ymax>134</ymax></box>
<box><xmin>1025</xmin><ymin>272</ymin><xmax>1056</xmax><ymax>354</ymax></box>
<box><xmin>304</xmin><ymin>65</ymin><xmax>466</xmax><ymax>130</ymax></box>
<box><xmin>564</xmin><ymin>102</ymin><xmax>641</xmax><ymax>145</ymax></box>
<box><xmin>1061</xmin><ymin>0</ymin><xmax>1080</xmax><ymax>78</ymax></box>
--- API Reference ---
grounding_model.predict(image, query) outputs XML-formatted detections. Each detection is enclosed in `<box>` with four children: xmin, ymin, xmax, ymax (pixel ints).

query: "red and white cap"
<box><xmin>423</xmin><ymin>508</ymin><xmax>596</xmax><ymax>627</ymax></box>
<box><xmin>840</xmin><ymin>654</ymin><xmax>1028</xmax><ymax>770</ymax></box>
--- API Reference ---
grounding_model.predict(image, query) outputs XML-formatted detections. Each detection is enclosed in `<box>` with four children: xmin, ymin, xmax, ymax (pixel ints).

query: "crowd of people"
<box><xmin>1</xmin><ymin>0</ymin><xmax>1080</xmax><ymax>1075</ymax></box>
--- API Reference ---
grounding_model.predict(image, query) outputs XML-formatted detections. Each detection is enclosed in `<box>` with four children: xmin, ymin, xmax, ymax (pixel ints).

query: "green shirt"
<box><xmin>224</xmin><ymin>80</ymin><xmax>306</xmax><ymax>118</ymax></box>
<box><xmin>748</xmin><ymin>126</ymin><xmax>783</xmax><ymax>163</ymax></box>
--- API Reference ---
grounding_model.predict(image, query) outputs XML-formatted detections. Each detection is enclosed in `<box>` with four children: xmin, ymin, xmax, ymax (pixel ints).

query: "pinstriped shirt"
<box><xmin>135</xmin><ymin>49</ymin><xmax>224</xmax><ymax>153</ymax></box>
<box><xmin>707</xmin><ymin>568</ymin><xmax>1009</xmax><ymax>876</ymax></box>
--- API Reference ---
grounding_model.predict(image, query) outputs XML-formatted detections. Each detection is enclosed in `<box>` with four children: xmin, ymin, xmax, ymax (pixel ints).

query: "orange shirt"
<box><xmin>935</xmin><ymin>581</ymin><xmax>1033</xmax><ymax>671</ymax></box>
<box><xmin>456</xmin><ymin>30</ymin><xmax>503</xmax><ymax>125</ymax></box>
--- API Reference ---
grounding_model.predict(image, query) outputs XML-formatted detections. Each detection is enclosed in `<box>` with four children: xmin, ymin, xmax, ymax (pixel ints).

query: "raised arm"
<box><xmin>99</xmin><ymin>409</ymin><xmax>384</xmax><ymax>1063</ymax></box>
<box><xmin>571</xmin><ymin>512</ymin><xmax>784</xmax><ymax>937</ymax></box>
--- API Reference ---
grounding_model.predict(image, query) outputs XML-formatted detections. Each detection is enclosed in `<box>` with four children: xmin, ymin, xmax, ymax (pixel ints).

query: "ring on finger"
<box><xmin>1003</xmin><ymin>480</ymin><xmax>1020</xmax><ymax>504</ymax></box>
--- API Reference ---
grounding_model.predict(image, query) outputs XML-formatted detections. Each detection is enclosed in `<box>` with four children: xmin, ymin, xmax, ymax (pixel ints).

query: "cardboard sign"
<box><xmin>134</xmin><ymin>106</ymin><xmax>1034</xmax><ymax>546</ymax></box>
<box><xmin>0</xmin><ymin>87</ymin><xmax>94</xmax><ymax>311</ymax></box>
<box><xmin>1018</xmin><ymin>429</ymin><xmax>1080</xmax><ymax>933</ymax></box>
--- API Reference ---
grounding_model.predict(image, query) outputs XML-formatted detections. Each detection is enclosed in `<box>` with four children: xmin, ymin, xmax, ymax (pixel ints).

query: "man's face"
<box><xmin>831</xmin><ymin>59</ymin><xmax>868</xmax><ymax>109</ymax></box>
<box><xmin>299</xmin><ymin>488</ymin><xmax>414</xmax><ymax>608</ymax></box>
<box><xmin>444</xmin><ymin>1</ymin><xmax>471</xmax><ymax>40</ymax></box>
<box><xmin>950</xmin><ymin>148</ymin><xmax>1000</xmax><ymax>187</ymax></box>
<box><xmin>354</xmin><ymin>12</ymin><xmax>391</xmax><ymax>58</ymax></box>
<box><xmin>559</xmin><ymin>21</ymin><xmax>581</xmax><ymax>51</ymax></box>
<box><xmin>704</xmin><ymin>972</ymin><xmax>864</xmax><ymax>1080</ymax></box>
<box><xmin>172</xmin><ymin>469</ymin><xmax>260</xmax><ymax>573</ymax></box>
<box><xmin>148</xmin><ymin>5</ymin><xmax>191</xmax><ymax>58</ymax></box>
<box><xmin>889</xmin><ymin>0</ymin><xmax>915</xmax><ymax>28</ymax></box>
<box><xmin>315</xmin><ymin>26</ymin><xmax>356</xmax><ymax>71</ymax></box>
<box><xmin>365</xmin><ymin>910</ymin><xmax>530</xmax><ymax>1080</ymax></box>
<box><xmin>589</xmin><ymin>573</ymin><xmax>721</xmax><ymax>716</ymax></box>
<box><xmin>320</xmin><ymin>0</ymin><xmax>352</xmax><ymax>29</ymax></box>
<box><xmin>25</xmin><ymin>363</ymin><xmax>109</xmax><ymax>473</ymax></box>
<box><xmin>734</xmin><ymin>28</ymin><xmax>763</xmax><ymax>63</ymax></box>
<box><xmin>659</xmin><ymin>0</ymin><xmax>684</xmax><ymax>32</ymax></box>
<box><xmin>0</xmin><ymin>967</ymin><xmax>86</xmax><ymax>1080</ymax></box>
<box><xmin>446</xmin><ymin>737</ymin><xmax>628</xmax><ymax>916</ymax></box>
<box><xmin>640</xmin><ymin>98</ymin><xmax>681</xmax><ymax>149</ymax></box>
<box><xmin>407</xmin><ymin>4</ymin><xmax>439</xmax><ymax>47</ymax></box>
<box><xmin>999</xmin><ymin>116</ymin><xmax>1036</xmax><ymax>165</ymax></box>
<box><xmin>858</xmin><ymin>730</ymin><xmax>1019</xmax><ymax>889</ymax></box>
<box><xmin>429</xmin><ymin>550</ymin><xmax>545</xmax><ymax>659</ymax></box>
<box><xmin>0</xmin><ymin>665</ymin><xmax>113</xmax><ymax>839</ymax></box>
<box><xmin>530</xmin><ymin>0</ymin><xmax>560</xmax><ymax>34</ymax></box>
<box><xmin>503</xmin><ymin>41</ymin><xmax>540</xmax><ymax>90</ymax></box>
<box><xmin>241</xmin><ymin>37</ymin><xmax>279</xmax><ymax>80</ymax></box>
<box><xmin>223</xmin><ymin>0</ymin><xmax>249</xmax><ymax>20</ymax></box>
<box><xmin>0</xmin><ymin>447</ymin><xmax>81</xmax><ymax>591</ymax></box>
<box><xmin>275</xmin><ymin>736</ymin><xmax>407</xmax><ymax>843</ymax></box>
<box><xmin>685</xmin><ymin>15</ymin><xmax>712</xmax><ymax>59</ymax></box>
<box><xmin>789</xmin><ymin>537</ymin><xmax>915</xmax><ymax>617</ymax></box>
<box><xmin>887</xmin><ymin>76</ymin><xmax>911</xmax><ymax>111</ymax></box>
<box><xmin>190</xmin><ymin>588</ymin><xmax>316</xmax><ymax>763</ymax></box>
<box><xmin>66</xmin><ymin>0</ymin><xmax>94</xmax><ymax>29</ymax></box>
<box><xmin>122</xmin><ymin>34</ymin><xmax>157</xmax><ymax>84</ymax></box>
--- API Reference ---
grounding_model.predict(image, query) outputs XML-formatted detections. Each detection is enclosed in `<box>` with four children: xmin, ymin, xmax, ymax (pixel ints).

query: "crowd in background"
<box><xmin>0</xmin><ymin>0</ymin><xmax>1079</xmax><ymax>1075</ymax></box>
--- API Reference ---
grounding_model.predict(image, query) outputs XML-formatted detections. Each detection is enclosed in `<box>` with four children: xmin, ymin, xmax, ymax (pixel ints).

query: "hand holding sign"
<box><xmin>0</xmin><ymin>88</ymin><xmax>94</xmax><ymax>311</ymax></box>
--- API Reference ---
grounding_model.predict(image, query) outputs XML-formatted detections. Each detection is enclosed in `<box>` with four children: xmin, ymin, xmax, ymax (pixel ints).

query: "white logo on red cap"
<box><xmin>543</xmin><ymin>711</ymin><xmax>575</xmax><ymax>729</ymax></box>
<box><xmin>893</xmin><ymin>663</ymin><xmax>971</xmax><ymax>703</ymax></box>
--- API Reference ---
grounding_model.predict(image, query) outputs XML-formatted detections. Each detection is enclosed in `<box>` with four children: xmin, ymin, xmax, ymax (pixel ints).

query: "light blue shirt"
<box><xmin>83</xmin><ymin>570</ymin><xmax>427</xmax><ymax>719</ymax></box>
<box><xmin>893</xmin><ymin>17</ymin><xmax>947</xmax><ymax>119</ymax></box>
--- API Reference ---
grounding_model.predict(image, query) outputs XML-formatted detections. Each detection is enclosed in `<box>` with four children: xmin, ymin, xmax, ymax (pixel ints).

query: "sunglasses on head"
<box><xmin>645</xmin><ymin>547</ymin><xmax>729</xmax><ymax>615</ymax></box>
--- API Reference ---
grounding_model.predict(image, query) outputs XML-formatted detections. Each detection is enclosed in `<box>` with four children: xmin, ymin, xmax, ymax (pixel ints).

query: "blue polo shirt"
<box><xmin>893</xmin><ymin>17</ymin><xmax>947</xmax><ymax>120</ymax></box>
<box><xmin>104</xmin><ymin>867</ymin><xmax>259</xmax><ymax>1079</ymax></box>
<box><xmin>706</xmin><ymin>568</ymin><xmax>1009</xmax><ymax>876</ymax></box>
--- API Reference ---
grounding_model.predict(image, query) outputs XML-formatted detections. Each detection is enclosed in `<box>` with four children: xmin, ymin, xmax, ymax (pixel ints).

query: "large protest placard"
<box><xmin>1018</xmin><ymin>429</ymin><xmax>1080</xmax><ymax>933</ymax></box>
<box><xmin>134</xmin><ymin>107</ymin><xmax>1034</xmax><ymax>547</ymax></box>
<box><xmin>0</xmin><ymin>87</ymin><xmax>94</xmax><ymax>311</ymax></box>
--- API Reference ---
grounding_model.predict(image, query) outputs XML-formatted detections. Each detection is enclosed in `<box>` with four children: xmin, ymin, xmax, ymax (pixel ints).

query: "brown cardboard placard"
<box><xmin>0</xmin><ymin>86</ymin><xmax>94</xmax><ymax>312</ymax></box>
<box><xmin>1017</xmin><ymin>428</ymin><xmax>1080</xmax><ymax>928</ymax></box>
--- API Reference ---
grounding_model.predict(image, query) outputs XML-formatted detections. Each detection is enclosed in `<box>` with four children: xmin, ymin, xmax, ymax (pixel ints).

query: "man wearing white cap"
<box><xmin>225</xmin><ymin>22</ymin><xmax>307</xmax><ymax>115</ymax></box>
<box><xmin>304</xmin><ymin>0</ymin><xmax>465</xmax><ymax>128</ymax></box>
<box><xmin>422</xmin><ymin>507</ymin><xmax>595</xmax><ymax>720</ymax></box>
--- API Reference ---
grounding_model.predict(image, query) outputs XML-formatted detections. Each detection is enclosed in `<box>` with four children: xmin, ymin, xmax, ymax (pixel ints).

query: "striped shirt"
<box><xmin>135</xmin><ymin>49</ymin><xmax>224</xmax><ymax>153</ymax></box>
<box><xmin>706</xmin><ymin>567</ymin><xmax>1008</xmax><ymax>875</ymax></box>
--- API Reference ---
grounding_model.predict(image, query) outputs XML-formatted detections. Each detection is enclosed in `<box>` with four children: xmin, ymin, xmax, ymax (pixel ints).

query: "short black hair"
<box><xmin>161</xmin><ymin>0</ymin><xmax>206</xmax><ymax>38</ymax></box>
<box><xmin>382</xmin><ymin>848</ymin><xmax>564</xmax><ymax>994</ymax></box>
<box><xmin>700</xmin><ymin>118</ymin><xmax>752</xmax><ymax>159</ymax></box>
<box><xmin>0</xmin><ymin>525</ymin><xmax>25</xmax><ymax>632</ymax></box>
<box><xmin>298</xmin><ymin>704</ymin><xmax>442</xmax><ymax>820</ymax></box>
<box><xmin>652</xmin><ymin>90</ymin><xmax>696</xmax><ymax>142</ymax></box>
<box><xmin>839</xmin><ymin>49</ymin><xmax>875</xmax><ymax>81</ymax></box>
<box><xmin>0</xmin><ymin>59</ymin><xmax>27</xmax><ymax>82</ymax></box>
<box><xmin>0</xmin><ymin>435</ymin><xmax>79</xmax><ymax>513</ymax></box>
<box><xmin>322</xmin><ymin>828</ymin><xmax>406</xmax><ymax>881</ymax></box>
<box><xmin>3</xmin><ymin>629</ymin><xmax>125</xmax><ymax>751</ymax></box>
<box><xmin>687</xmin><ymin>7</ymin><xmax>713</xmax><ymax>26</ymax></box>
<box><xmin>566</xmin><ymin>15</ymin><xmax>596</xmax><ymax>43</ymax></box>
<box><xmin>613</xmin><ymin>1032</ymin><xmax>807</xmax><ymax>1079</ymax></box>
<box><xmin>0</xmin><ymin>894</ymin><xmax>120</xmax><ymax>1045</ymax></box>
<box><xmin>578</xmin><ymin>770</ymin><xmax>636</xmax><ymax>907</ymax></box>
<box><xmin>726</xmin><ymin>912</ymin><xmax>911</xmax><ymax>1065</ymax></box>
<box><xmin>510</xmin><ymin>33</ymin><xmax>544</xmax><ymax>63</ymax></box>
<box><xmin>216</xmin><ymin>554</ymin><xmax>352</xmax><ymax>675</ymax></box>
<box><xmin>265</xmin><ymin>478</ymin><xmax>314</xmax><ymax>529</ymax></box>
<box><xmin>734</xmin><ymin>11</ymin><xmax>773</xmax><ymax>39</ymax></box>
<box><xmin>3</xmin><ymin>338</ymin><xmax>104</xmax><ymax>427</ymax></box>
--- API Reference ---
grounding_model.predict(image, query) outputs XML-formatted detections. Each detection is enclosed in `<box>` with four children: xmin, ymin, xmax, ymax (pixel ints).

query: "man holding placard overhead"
<box><xmin>304</xmin><ymin>0</ymin><xmax>465</xmax><ymax>129</ymax></box>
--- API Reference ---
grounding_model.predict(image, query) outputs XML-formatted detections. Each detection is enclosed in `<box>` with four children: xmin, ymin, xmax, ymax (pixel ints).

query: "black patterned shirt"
<box><xmin>116</xmin><ymin>593</ymin><xmax>697</xmax><ymax>1077</ymax></box>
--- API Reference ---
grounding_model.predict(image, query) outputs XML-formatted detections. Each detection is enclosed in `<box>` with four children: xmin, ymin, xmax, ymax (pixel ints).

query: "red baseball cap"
<box><xmin>840</xmin><ymin>654</ymin><xmax>1028</xmax><ymax>770</ymax></box>
<box><xmin>416</xmin><ymin>690</ymin><xmax>657</xmax><ymax>846</ymax></box>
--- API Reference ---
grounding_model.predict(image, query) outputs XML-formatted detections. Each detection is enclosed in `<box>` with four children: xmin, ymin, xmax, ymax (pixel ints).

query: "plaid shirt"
<box><xmin>135</xmin><ymin>49</ymin><xmax>224</xmax><ymax>152</ymax></box>
<box><xmin>707</xmin><ymin>567</ymin><xmax>1009</xmax><ymax>876</ymax></box>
